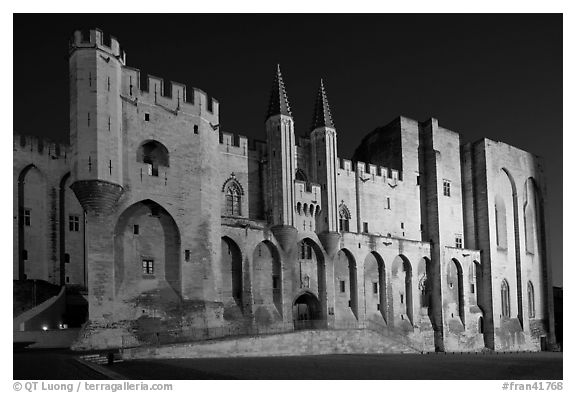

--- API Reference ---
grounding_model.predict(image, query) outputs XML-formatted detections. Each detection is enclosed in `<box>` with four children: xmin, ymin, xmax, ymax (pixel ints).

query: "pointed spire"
<box><xmin>266</xmin><ymin>64</ymin><xmax>292</xmax><ymax>120</ymax></box>
<box><xmin>311</xmin><ymin>78</ymin><xmax>335</xmax><ymax>131</ymax></box>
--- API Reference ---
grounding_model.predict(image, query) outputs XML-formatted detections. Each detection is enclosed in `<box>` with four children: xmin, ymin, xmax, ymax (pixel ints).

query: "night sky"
<box><xmin>13</xmin><ymin>14</ymin><xmax>562</xmax><ymax>286</ymax></box>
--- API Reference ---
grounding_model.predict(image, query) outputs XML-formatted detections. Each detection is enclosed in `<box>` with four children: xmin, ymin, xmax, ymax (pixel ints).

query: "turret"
<box><xmin>265</xmin><ymin>65</ymin><xmax>298</xmax><ymax>250</ymax></box>
<box><xmin>309</xmin><ymin>79</ymin><xmax>340</xmax><ymax>255</ymax></box>
<box><xmin>68</xmin><ymin>29</ymin><xmax>125</xmax><ymax>214</ymax></box>
<box><xmin>309</xmin><ymin>80</ymin><xmax>339</xmax><ymax>228</ymax></box>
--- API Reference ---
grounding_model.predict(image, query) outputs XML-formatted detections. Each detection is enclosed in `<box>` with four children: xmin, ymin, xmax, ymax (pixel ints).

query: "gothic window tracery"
<box><xmin>339</xmin><ymin>203</ymin><xmax>351</xmax><ymax>232</ymax></box>
<box><xmin>225</xmin><ymin>182</ymin><xmax>242</xmax><ymax>216</ymax></box>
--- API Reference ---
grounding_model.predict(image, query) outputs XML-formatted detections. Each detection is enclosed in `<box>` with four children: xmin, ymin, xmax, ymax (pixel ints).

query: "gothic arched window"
<box><xmin>225</xmin><ymin>183</ymin><xmax>242</xmax><ymax>216</ymax></box>
<box><xmin>339</xmin><ymin>203</ymin><xmax>351</xmax><ymax>232</ymax></box>
<box><xmin>501</xmin><ymin>279</ymin><xmax>511</xmax><ymax>318</ymax></box>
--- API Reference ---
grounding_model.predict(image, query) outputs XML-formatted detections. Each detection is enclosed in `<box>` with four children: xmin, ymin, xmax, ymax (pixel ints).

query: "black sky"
<box><xmin>13</xmin><ymin>14</ymin><xmax>563</xmax><ymax>286</ymax></box>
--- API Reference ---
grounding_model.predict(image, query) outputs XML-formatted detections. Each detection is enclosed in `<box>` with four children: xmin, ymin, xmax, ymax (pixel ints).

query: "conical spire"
<box><xmin>311</xmin><ymin>78</ymin><xmax>335</xmax><ymax>131</ymax></box>
<box><xmin>266</xmin><ymin>64</ymin><xmax>292</xmax><ymax>120</ymax></box>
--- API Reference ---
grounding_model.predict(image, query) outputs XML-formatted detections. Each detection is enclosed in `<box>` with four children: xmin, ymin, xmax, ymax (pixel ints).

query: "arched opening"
<box><xmin>296</xmin><ymin>238</ymin><xmax>327</xmax><ymax>322</ymax></box>
<box><xmin>338</xmin><ymin>203</ymin><xmax>351</xmax><ymax>232</ymax></box>
<box><xmin>391</xmin><ymin>255</ymin><xmax>413</xmax><ymax>325</ymax></box>
<box><xmin>59</xmin><ymin>173</ymin><xmax>85</xmax><ymax>287</ymax></box>
<box><xmin>501</xmin><ymin>279</ymin><xmax>511</xmax><ymax>318</ymax></box>
<box><xmin>469</xmin><ymin>261</ymin><xmax>483</xmax><ymax>307</ymax></box>
<box><xmin>293</xmin><ymin>292</ymin><xmax>321</xmax><ymax>330</ymax></box>
<box><xmin>137</xmin><ymin>140</ymin><xmax>170</xmax><ymax>177</ymax></box>
<box><xmin>253</xmin><ymin>241</ymin><xmax>282</xmax><ymax>316</ymax></box>
<box><xmin>417</xmin><ymin>257</ymin><xmax>433</xmax><ymax>320</ymax></box>
<box><xmin>500</xmin><ymin>168</ymin><xmax>524</xmax><ymax>326</ymax></box>
<box><xmin>528</xmin><ymin>281</ymin><xmax>535</xmax><ymax>318</ymax></box>
<box><xmin>363</xmin><ymin>251</ymin><xmax>386</xmax><ymax>323</ymax></box>
<box><xmin>223</xmin><ymin>181</ymin><xmax>242</xmax><ymax>217</ymax></box>
<box><xmin>114</xmin><ymin>200</ymin><xmax>181</xmax><ymax>315</ymax></box>
<box><xmin>447</xmin><ymin>258</ymin><xmax>465</xmax><ymax>324</ymax></box>
<box><xmin>221</xmin><ymin>237</ymin><xmax>243</xmax><ymax>309</ymax></box>
<box><xmin>335</xmin><ymin>249</ymin><xmax>359</xmax><ymax>321</ymax></box>
<box><xmin>18</xmin><ymin>164</ymin><xmax>48</xmax><ymax>281</ymax></box>
<box><xmin>295</xmin><ymin>168</ymin><xmax>308</xmax><ymax>183</ymax></box>
<box><xmin>478</xmin><ymin>316</ymin><xmax>484</xmax><ymax>334</ymax></box>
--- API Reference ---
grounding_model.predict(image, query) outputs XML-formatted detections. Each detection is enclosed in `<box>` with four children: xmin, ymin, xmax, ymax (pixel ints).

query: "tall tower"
<box><xmin>265</xmin><ymin>65</ymin><xmax>298</xmax><ymax>250</ymax></box>
<box><xmin>69</xmin><ymin>29</ymin><xmax>125</xmax><ymax>212</ymax></box>
<box><xmin>310</xmin><ymin>79</ymin><xmax>339</xmax><ymax>234</ymax></box>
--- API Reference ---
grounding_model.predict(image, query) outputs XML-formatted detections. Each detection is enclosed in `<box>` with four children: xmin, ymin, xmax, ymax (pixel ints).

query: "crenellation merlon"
<box><xmin>70</xmin><ymin>28</ymin><xmax>219</xmax><ymax>120</ymax></box>
<box><xmin>337</xmin><ymin>157</ymin><xmax>402</xmax><ymax>182</ymax></box>
<box><xmin>294</xmin><ymin>179</ymin><xmax>322</xmax><ymax>196</ymax></box>
<box><xmin>219</xmin><ymin>131</ymin><xmax>249</xmax><ymax>155</ymax></box>
<box><xmin>120</xmin><ymin>67</ymin><xmax>219</xmax><ymax>119</ymax></box>
<box><xmin>70</xmin><ymin>28</ymin><xmax>126</xmax><ymax>65</ymax></box>
<box><xmin>13</xmin><ymin>133</ymin><xmax>70</xmax><ymax>159</ymax></box>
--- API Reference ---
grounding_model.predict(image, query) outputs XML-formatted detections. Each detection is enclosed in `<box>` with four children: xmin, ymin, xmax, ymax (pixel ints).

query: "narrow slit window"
<box><xmin>443</xmin><ymin>180</ymin><xmax>451</xmax><ymax>197</ymax></box>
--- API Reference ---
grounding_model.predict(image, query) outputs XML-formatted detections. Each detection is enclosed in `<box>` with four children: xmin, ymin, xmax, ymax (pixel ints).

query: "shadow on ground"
<box><xmin>108</xmin><ymin>352</ymin><xmax>563</xmax><ymax>380</ymax></box>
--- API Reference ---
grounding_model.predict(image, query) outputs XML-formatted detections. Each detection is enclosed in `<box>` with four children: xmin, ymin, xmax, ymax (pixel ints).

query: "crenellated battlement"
<box><xmin>219</xmin><ymin>131</ymin><xmax>249</xmax><ymax>155</ymax></box>
<box><xmin>337</xmin><ymin>157</ymin><xmax>402</xmax><ymax>183</ymax></box>
<box><xmin>294</xmin><ymin>179</ymin><xmax>322</xmax><ymax>217</ymax></box>
<box><xmin>13</xmin><ymin>134</ymin><xmax>70</xmax><ymax>160</ymax></box>
<box><xmin>121</xmin><ymin>67</ymin><xmax>219</xmax><ymax>120</ymax></box>
<box><xmin>69</xmin><ymin>29</ymin><xmax>126</xmax><ymax>65</ymax></box>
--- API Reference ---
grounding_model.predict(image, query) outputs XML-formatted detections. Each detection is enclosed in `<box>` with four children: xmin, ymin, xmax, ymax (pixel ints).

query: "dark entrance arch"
<box><xmin>293</xmin><ymin>292</ymin><xmax>322</xmax><ymax>330</ymax></box>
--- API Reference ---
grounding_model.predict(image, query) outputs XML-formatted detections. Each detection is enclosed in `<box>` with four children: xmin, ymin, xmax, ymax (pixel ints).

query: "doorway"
<box><xmin>293</xmin><ymin>292</ymin><xmax>322</xmax><ymax>330</ymax></box>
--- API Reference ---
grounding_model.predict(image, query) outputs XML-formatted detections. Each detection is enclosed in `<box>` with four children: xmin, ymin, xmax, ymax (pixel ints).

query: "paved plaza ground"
<box><xmin>14</xmin><ymin>349</ymin><xmax>562</xmax><ymax>380</ymax></box>
<box><xmin>109</xmin><ymin>352</ymin><xmax>562</xmax><ymax>380</ymax></box>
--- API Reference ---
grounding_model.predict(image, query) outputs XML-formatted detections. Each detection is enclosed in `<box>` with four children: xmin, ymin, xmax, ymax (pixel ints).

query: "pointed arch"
<box><xmin>297</xmin><ymin>238</ymin><xmax>327</xmax><ymax>322</ymax></box>
<box><xmin>501</xmin><ymin>279</ymin><xmax>511</xmax><ymax>318</ymax></box>
<box><xmin>336</xmin><ymin>248</ymin><xmax>358</xmax><ymax>320</ymax></box>
<box><xmin>447</xmin><ymin>258</ymin><xmax>465</xmax><ymax>323</ymax></box>
<box><xmin>338</xmin><ymin>203</ymin><xmax>351</xmax><ymax>232</ymax></box>
<box><xmin>498</xmin><ymin>168</ymin><xmax>524</xmax><ymax>326</ymax></box>
<box><xmin>417</xmin><ymin>257</ymin><xmax>433</xmax><ymax>316</ymax></box>
<box><xmin>222</xmin><ymin>236</ymin><xmax>243</xmax><ymax>309</ymax></box>
<box><xmin>253</xmin><ymin>240</ymin><xmax>282</xmax><ymax>315</ymax></box>
<box><xmin>222</xmin><ymin>177</ymin><xmax>243</xmax><ymax>217</ymax></box>
<box><xmin>295</xmin><ymin>168</ymin><xmax>308</xmax><ymax>183</ymax></box>
<box><xmin>392</xmin><ymin>255</ymin><xmax>413</xmax><ymax>325</ymax></box>
<box><xmin>527</xmin><ymin>281</ymin><xmax>535</xmax><ymax>318</ymax></box>
<box><xmin>17</xmin><ymin>164</ymin><xmax>49</xmax><ymax>281</ymax></box>
<box><xmin>114</xmin><ymin>199</ymin><xmax>181</xmax><ymax>299</ymax></box>
<box><xmin>364</xmin><ymin>251</ymin><xmax>387</xmax><ymax>323</ymax></box>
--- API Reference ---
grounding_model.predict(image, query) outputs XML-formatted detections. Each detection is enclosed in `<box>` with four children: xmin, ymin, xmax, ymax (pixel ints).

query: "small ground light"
<box><xmin>42</xmin><ymin>325</ymin><xmax>48</xmax><ymax>331</ymax></box>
